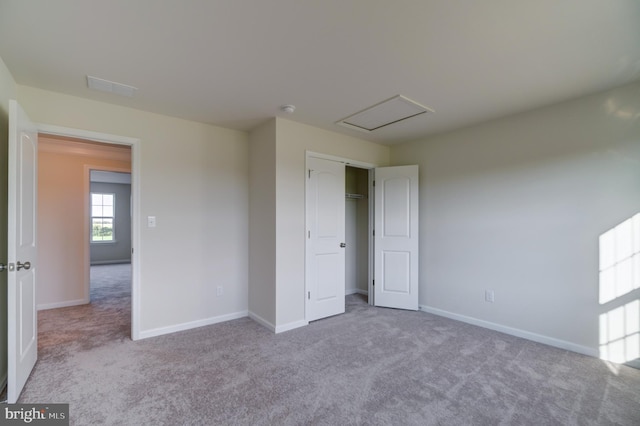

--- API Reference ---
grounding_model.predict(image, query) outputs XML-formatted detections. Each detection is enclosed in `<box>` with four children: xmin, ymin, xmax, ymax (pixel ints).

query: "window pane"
<box><xmin>103</xmin><ymin>194</ymin><xmax>114</xmax><ymax>206</ymax></box>
<box><xmin>92</xmin><ymin>218</ymin><xmax>114</xmax><ymax>241</ymax></box>
<box><xmin>91</xmin><ymin>192</ymin><xmax>115</xmax><ymax>242</ymax></box>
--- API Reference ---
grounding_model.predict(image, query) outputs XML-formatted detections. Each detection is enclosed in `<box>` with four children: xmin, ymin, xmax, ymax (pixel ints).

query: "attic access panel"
<box><xmin>336</xmin><ymin>95</ymin><xmax>434</xmax><ymax>132</ymax></box>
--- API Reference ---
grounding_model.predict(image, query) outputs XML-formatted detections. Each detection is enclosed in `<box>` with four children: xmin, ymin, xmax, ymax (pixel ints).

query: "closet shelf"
<box><xmin>345</xmin><ymin>193</ymin><xmax>366</xmax><ymax>199</ymax></box>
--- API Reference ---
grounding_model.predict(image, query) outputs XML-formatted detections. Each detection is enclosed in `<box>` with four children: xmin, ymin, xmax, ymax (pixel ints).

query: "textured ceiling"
<box><xmin>1</xmin><ymin>0</ymin><xmax>639</xmax><ymax>145</ymax></box>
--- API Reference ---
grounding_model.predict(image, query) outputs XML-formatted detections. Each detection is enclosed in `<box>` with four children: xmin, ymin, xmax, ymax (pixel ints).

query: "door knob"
<box><xmin>340</xmin><ymin>242</ymin><xmax>346</xmax><ymax>248</ymax></box>
<box><xmin>17</xmin><ymin>261</ymin><xmax>31</xmax><ymax>271</ymax></box>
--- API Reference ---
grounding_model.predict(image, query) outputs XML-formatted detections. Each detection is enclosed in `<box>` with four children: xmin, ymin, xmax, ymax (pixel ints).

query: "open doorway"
<box><xmin>345</xmin><ymin>165</ymin><xmax>370</xmax><ymax>304</ymax></box>
<box><xmin>305</xmin><ymin>152</ymin><xmax>419</xmax><ymax>323</ymax></box>
<box><xmin>37</xmin><ymin>134</ymin><xmax>133</xmax><ymax>341</ymax></box>
<box><xmin>88</xmin><ymin>170</ymin><xmax>132</xmax><ymax>336</ymax></box>
<box><xmin>305</xmin><ymin>154</ymin><xmax>376</xmax><ymax>323</ymax></box>
<box><xmin>89</xmin><ymin>170</ymin><xmax>132</xmax><ymax>267</ymax></box>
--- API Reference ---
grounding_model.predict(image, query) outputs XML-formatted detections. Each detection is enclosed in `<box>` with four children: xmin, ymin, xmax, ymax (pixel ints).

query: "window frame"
<box><xmin>90</xmin><ymin>192</ymin><xmax>116</xmax><ymax>243</ymax></box>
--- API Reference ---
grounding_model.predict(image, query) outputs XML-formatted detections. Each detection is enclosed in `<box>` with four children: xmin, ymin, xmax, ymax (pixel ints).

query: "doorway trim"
<box><xmin>36</xmin><ymin>123</ymin><xmax>142</xmax><ymax>340</ymax></box>
<box><xmin>305</xmin><ymin>151</ymin><xmax>377</xmax><ymax>322</ymax></box>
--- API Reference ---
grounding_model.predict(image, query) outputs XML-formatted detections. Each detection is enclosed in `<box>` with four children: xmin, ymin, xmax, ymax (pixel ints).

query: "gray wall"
<box><xmin>391</xmin><ymin>81</ymin><xmax>640</xmax><ymax>357</ymax></box>
<box><xmin>90</xmin><ymin>182</ymin><xmax>131</xmax><ymax>264</ymax></box>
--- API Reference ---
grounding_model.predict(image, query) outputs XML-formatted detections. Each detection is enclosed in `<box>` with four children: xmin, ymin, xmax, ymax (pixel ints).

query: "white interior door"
<box><xmin>7</xmin><ymin>100</ymin><xmax>38</xmax><ymax>403</ymax></box>
<box><xmin>374</xmin><ymin>165</ymin><xmax>419</xmax><ymax>310</ymax></box>
<box><xmin>306</xmin><ymin>157</ymin><xmax>346</xmax><ymax>321</ymax></box>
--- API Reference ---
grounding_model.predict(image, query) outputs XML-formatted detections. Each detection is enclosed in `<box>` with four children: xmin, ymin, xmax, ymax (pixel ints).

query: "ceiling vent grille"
<box><xmin>87</xmin><ymin>75</ymin><xmax>137</xmax><ymax>97</ymax></box>
<box><xmin>336</xmin><ymin>95</ymin><xmax>433</xmax><ymax>132</ymax></box>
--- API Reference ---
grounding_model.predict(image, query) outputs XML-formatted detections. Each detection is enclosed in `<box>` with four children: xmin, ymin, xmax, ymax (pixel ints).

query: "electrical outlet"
<box><xmin>147</xmin><ymin>216</ymin><xmax>156</xmax><ymax>228</ymax></box>
<box><xmin>485</xmin><ymin>290</ymin><xmax>495</xmax><ymax>303</ymax></box>
<box><xmin>216</xmin><ymin>286</ymin><xmax>224</xmax><ymax>297</ymax></box>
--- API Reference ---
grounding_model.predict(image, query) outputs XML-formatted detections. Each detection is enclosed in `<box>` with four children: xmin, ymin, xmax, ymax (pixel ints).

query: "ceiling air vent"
<box><xmin>336</xmin><ymin>95</ymin><xmax>433</xmax><ymax>132</ymax></box>
<box><xmin>87</xmin><ymin>75</ymin><xmax>137</xmax><ymax>97</ymax></box>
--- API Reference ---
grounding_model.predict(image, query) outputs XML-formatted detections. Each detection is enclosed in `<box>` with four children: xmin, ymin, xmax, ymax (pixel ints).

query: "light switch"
<box><xmin>147</xmin><ymin>216</ymin><xmax>156</xmax><ymax>228</ymax></box>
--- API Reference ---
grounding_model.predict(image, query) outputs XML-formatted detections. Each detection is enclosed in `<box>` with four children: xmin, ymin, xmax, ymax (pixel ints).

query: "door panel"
<box><xmin>382</xmin><ymin>177</ymin><xmax>411</xmax><ymax>237</ymax></box>
<box><xmin>306</xmin><ymin>157</ymin><xmax>345</xmax><ymax>321</ymax></box>
<box><xmin>316</xmin><ymin>253</ymin><xmax>340</xmax><ymax>300</ymax></box>
<box><xmin>375</xmin><ymin>165</ymin><xmax>419</xmax><ymax>310</ymax></box>
<box><xmin>382</xmin><ymin>251</ymin><xmax>410</xmax><ymax>293</ymax></box>
<box><xmin>7</xmin><ymin>100</ymin><xmax>38</xmax><ymax>403</ymax></box>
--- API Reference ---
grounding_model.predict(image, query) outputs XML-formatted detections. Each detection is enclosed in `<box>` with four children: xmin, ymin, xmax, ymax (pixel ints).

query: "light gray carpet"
<box><xmin>18</xmin><ymin>264</ymin><xmax>640</xmax><ymax>425</ymax></box>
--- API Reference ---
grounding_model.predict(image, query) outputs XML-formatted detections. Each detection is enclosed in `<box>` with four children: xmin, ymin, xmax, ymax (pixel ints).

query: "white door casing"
<box><xmin>306</xmin><ymin>157</ymin><xmax>346</xmax><ymax>321</ymax></box>
<box><xmin>7</xmin><ymin>100</ymin><xmax>38</xmax><ymax>403</ymax></box>
<box><xmin>374</xmin><ymin>165</ymin><xmax>419</xmax><ymax>310</ymax></box>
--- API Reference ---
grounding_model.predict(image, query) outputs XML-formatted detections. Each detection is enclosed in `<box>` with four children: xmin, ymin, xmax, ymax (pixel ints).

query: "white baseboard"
<box><xmin>346</xmin><ymin>288</ymin><xmax>369</xmax><ymax>296</ymax></box>
<box><xmin>138</xmin><ymin>310</ymin><xmax>248</xmax><ymax>340</ymax></box>
<box><xmin>275</xmin><ymin>319</ymin><xmax>308</xmax><ymax>334</ymax></box>
<box><xmin>419</xmin><ymin>305</ymin><xmax>598</xmax><ymax>358</ymax></box>
<box><xmin>38</xmin><ymin>298</ymin><xmax>89</xmax><ymax>311</ymax></box>
<box><xmin>248</xmin><ymin>311</ymin><xmax>275</xmax><ymax>333</ymax></box>
<box><xmin>248</xmin><ymin>311</ymin><xmax>308</xmax><ymax>334</ymax></box>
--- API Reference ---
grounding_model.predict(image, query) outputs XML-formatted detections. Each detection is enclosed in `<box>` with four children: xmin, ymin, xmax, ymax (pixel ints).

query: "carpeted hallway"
<box><xmin>17</xmin><ymin>264</ymin><xmax>640</xmax><ymax>425</ymax></box>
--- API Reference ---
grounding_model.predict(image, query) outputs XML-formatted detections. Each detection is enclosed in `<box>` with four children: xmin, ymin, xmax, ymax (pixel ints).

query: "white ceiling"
<box><xmin>1</xmin><ymin>1</ymin><xmax>639</xmax><ymax>145</ymax></box>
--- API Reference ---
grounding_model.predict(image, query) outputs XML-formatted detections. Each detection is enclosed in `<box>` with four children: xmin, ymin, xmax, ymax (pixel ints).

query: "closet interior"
<box><xmin>345</xmin><ymin>166</ymin><xmax>370</xmax><ymax>298</ymax></box>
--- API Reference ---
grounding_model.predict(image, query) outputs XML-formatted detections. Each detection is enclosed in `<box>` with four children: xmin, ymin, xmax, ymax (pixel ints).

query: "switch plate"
<box><xmin>147</xmin><ymin>216</ymin><xmax>156</xmax><ymax>228</ymax></box>
<box><xmin>485</xmin><ymin>290</ymin><xmax>495</xmax><ymax>303</ymax></box>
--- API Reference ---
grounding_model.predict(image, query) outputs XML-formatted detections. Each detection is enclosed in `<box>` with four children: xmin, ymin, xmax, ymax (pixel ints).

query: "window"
<box><xmin>91</xmin><ymin>193</ymin><xmax>115</xmax><ymax>242</ymax></box>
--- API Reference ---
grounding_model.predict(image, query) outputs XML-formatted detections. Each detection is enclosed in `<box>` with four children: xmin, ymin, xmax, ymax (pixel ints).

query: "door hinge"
<box><xmin>308</xmin><ymin>230</ymin><xmax>311</xmax><ymax>239</ymax></box>
<box><xmin>308</xmin><ymin>291</ymin><xmax>311</xmax><ymax>300</ymax></box>
<box><xmin>373</xmin><ymin>229</ymin><xmax>375</xmax><ymax>236</ymax></box>
<box><xmin>308</xmin><ymin>169</ymin><xmax>311</xmax><ymax>179</ymax></box>
<box><xmin>373</xmin><ymin>280</ymin><xmax>375</xmax><ymax>286</ymax></box>
<box><xmin>373</xmin><ymin>180</ymin><xmax>375</xmax><ymax>187</ymax></box>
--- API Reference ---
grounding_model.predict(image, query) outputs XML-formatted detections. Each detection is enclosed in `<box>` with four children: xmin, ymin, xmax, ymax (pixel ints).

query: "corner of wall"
<box><xmin>248</xmin><ymin>118</ymin><xmax>277</xmax><ymax>326</ymax></box>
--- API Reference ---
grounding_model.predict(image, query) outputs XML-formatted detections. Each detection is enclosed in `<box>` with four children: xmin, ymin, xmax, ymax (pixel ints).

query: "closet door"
<box><xmin>305</xmin><ymin>157</ymin><xmax>346</xmax><ymax>321</ymax></box>
<box><xmin>374</xmin><ymin>165</ymin><xmax>419</xmax><ymax>310</ymax></box>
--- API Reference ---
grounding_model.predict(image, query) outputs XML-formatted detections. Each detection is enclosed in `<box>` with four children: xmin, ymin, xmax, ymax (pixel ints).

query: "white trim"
<box><xmin>275</xmin><ymin>320</ymin><xmax>308</xmax><ymax>334</ymax></box>
<box><xmin>90</xmin><ymin>259</ymin><xmax>131</xmax><ymax>265</ymax></box>
<box><xmin>368</xmin><ymin>168</ymin><xmax>374</xmax><ymax>306</ymax></box>
<box><xmin>138</xmin><ymin>311</ymin><xmax>248</xmax><ymax>340</ymax></box>
<box><xmin>419</xmin><ymin>305</ymin><xmax>599</xmax><ymax>358</ymax></box>
<box><xmin>37</xmin><ymin>123</ymin><xmax>139</xmax><ymax>145</ymax></box>
<box><xmin>247</xmin><ymin>313</ymin><xmax>308</xmax><ymax>334</ymax></box>
<box><xmin>35</xmin><ymin>123</ymin><xmax>142</xmax><ymax>341</ymax></box>
<box><xmin>248</xmin><ymin>311</ymin><xmax>276</xmax><ymax>333</ymax></box>
<box><xmin>38</xmin><ymin>298</ymin><xmax>88</xmax><ymax>311</ymax></box>
<box><xmin>306</xmin><ymin>150</ymin><xmax>377</xmax><ymax>169</ymax></box>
